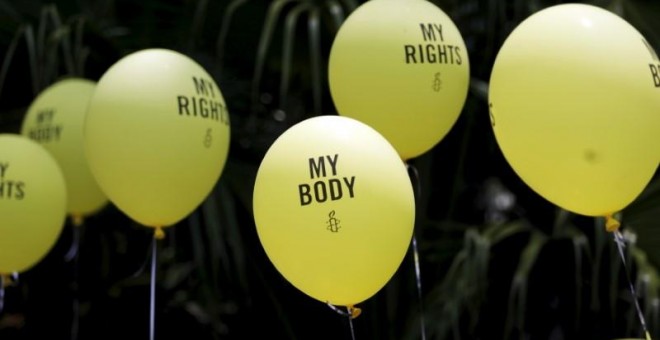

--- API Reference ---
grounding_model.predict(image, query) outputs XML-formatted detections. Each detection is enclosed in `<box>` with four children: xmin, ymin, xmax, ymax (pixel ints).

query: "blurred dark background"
<box><xmin>1</xmin><ymin>0</ymin><xmax>660</xmax><ymax>339</ymax></box>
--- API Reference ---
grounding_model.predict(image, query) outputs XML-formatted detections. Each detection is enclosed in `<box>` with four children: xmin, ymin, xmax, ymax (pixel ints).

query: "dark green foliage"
<box><xmin>0</xmin><ymin>0</ymin><xmax>659</xmax><ymax>339</ymax></box>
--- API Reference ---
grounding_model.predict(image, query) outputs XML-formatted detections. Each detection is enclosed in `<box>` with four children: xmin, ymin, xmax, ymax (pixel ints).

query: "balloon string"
<box><xmin>0</xmin><ymin>275</ymin><xmax>5</xmax><ymax>314</ymax></box>
<box><xmin>405</xmin><ymin>163</ymin><xmax>422</xmax><ymax>201</ymax></box>
<box><xmin>71</xmin><ymin>263</ymin><xmax>80</xmax><ymax>340</ymax></box>
<box><xmin>149</xmin><ymin>236</ymin><xmax>158</xmax><ymax>340</ymax></box>
<box><xmin>0</xmin><ymin>273</ymin><xmax>18</xmax><ymax>314</ymax></box>
<box><xmin>65</xmin><ymin>216</ymin><xmax>83</xmax><ymax>262</ymax></box>
<box><xmin>150</xmin><ymin>224</ymin><xmax>165</xmax><ymax>340</ymax></box>
<box><xmin>65</xmin><ymin>216</ymin><xmax>84</xmax><ymax>340</ymax></box>
<box><xmin>611</xmin><ymin>224</ymin><xmax>652</xmax><ymax>339</ymax></box>
<box><xmin>406</xmin><ymin>163</ymin><xmax>427</xmax><ymax>340</ymax></box>
<box><xmin>326</xmin><ymin>303</ymin><xmax>360</xmax><ymax>340</ymax></box>
<box><xmin>347</xmin><ymin>311</ymin><xmax>356</xmax><ymax>340</ymax></box>
<box><xmin>412</xmin><ymin>234</ymin><xmax>427</xmax><ymax>340</ymax></box>
<box><xmin>70</xmin><ymin>221</ymin><xmax>82</xmax><ymax>340</ymax></box>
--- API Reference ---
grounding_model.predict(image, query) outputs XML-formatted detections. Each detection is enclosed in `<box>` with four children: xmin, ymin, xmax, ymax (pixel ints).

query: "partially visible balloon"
<box><xmin>21</xmin><ymin>78</ymin><xmax>107</xmax><ymax>219</ymax></box>
<box><xmin>489</xmin><ymin>4</ymin><xmax>660</xmax><ymax>217</ymax></box>
<box><xmin>329</xmin><ymin>0</ymin><xmax>470</xmax><ymax>160</ymax></box>
<box><xmin>0</xmin><ymin>134</ymin><xmax>67</xmax><ymax>274</ymax></box>
<box><xmin>84</xmin><ymin>49</ymin><xmax>231</xmax><ymax>231</ymax></box>
<box><xmin>253</xmin><ymin>116</ymin><xmax>415</xmax><ymax>306</ymax></box>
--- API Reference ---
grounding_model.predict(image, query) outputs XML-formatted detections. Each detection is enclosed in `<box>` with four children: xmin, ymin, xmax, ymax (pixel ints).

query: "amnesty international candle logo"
<box><xmin>204</xmin><ymin>128</ymin><xmax>212</xmax><ymax>148</ymax></box>
<box><xmin>326</xmin><ymin>210</ymin><xmax>340</xmax><ymax>233</ymax></box>
<box><xmin>0</xmin><ymin>162</ymin><xmax>25</xmax><ymax>200</ymax></box>
<box><xmin>27</xmin><ymin>109</ymin><xmax>62</xmax><ymax>143</ymax></box>
<box><xmin>433</xmin><ymin>72</ymin><xmax>442</xmax><ymax>91</ymax></box>
<box><xmin>298</xmin><ymin>154</ymin><xmax>356</xmax><ymax>206</ymax></box>
<box><xmin>404</xmin><ymin>23</ymin><xmax>463</xmax><ymax>65</ymax></box>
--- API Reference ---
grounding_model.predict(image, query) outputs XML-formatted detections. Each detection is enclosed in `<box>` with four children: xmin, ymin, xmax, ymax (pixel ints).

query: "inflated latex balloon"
<box><xmin>0</xmin><ymin>134</ymin><xmax>66</xmax><ymax>273</ymax></box>
<box><xmin>329</xmin><ymin>0</ymin><xmax>470</xmax><ymax>160</ymax></box>
<box><xmin>84</xmin><ymin>49</ymin><xmax>230</xmax><ymax>234</ymax></box>
<box><xmin>489</xmin><ymin>4</ymin><xmax>660</xmax><ymax>218</ymax></box>
<box><xmin>253</xmin><ymin>116</ymin><xmax>415</xmax><ymax>306</ymax></box>
<box><xmin>21</xmin><ymin>78</ymin><xmax>107</xmax><ymax>219</ymax></box>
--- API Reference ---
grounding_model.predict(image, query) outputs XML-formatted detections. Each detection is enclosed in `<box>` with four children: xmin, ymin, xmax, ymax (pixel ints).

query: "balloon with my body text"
<box><xmin>253</xmin><ymin>115</ymin><xmax>415</xmax><ymax>307</ymax></box>
<box><xmin>84</xmin><ymin>49</ymin><xmax>230</xmax><ymax>231</ymax></box>
<box><xmin>329</xmin><ymin>0</ymin><xmax>470</xmax><ymax>160</ymax></box>
<box><xmin>0</xmin><ymin>134</ymin><xmax>67</xmax><ymax>274</ymax></box>
<box><xmin>489</xmin><ymin>4</ymin><xmax>660</xmax><ymax>217</ymax></box>
<box><xmin>21</xmin><ymin>78</ymin><xmax>107</xmax><ymax>219</ymax></box>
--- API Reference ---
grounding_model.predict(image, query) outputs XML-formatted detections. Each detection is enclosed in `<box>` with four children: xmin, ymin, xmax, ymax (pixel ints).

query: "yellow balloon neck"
<box><xmin>605</xmin><ymin>214</ymin><xmax>621</xmax><ymax>232</ymax></box>
<box><xmin>1</xmin><ymin>274</ymin><xmax>15</xmax><ymax>287</ymax></box>
<box><xmin>154</xmin><ymin>226</ymin><xmax>165</xmax><ymax>240</ymax></box>
<box><xmin>646</xmin><ymin>331</ymin><xmax>653</xmax><ymax>340</ymax></box>
<box><xmin>71</xmin><ymin>214</ymin><xmax>84</xmax><ymax>227</ymax></box>
<box><xmin>347</xmin><ymin>305</ymin><xmax>362</xmax><ymax>319</ymax></box>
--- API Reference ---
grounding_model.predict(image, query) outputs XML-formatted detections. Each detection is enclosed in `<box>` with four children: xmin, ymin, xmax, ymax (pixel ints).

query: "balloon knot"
<box><xmin>605</xmin><ymin>214</ymin><xmax>621</xmax><ymax>232</ymax></box>
<box><xmin>1</xmin><ymin>274</ymin><xmax>15</xmax><ymax>287</ymax></box>
<box><xmin>71</xmin><ymin>215</ymin><xmax>84</xmax><ymax>227</ymax></box>
<box><xmin>326</xmin><ymin>302</ymin><xmax>361</xmax><ymax>319</ymax></box>
<box><xmin>154</xmin><ymin>227</ymin><xmax>165</xmax><ymax>240</ymax></box>
<box><xmin>348</xmin><ymin>305</ymin><xmax>362</xmax><ymax>319</ymax></box>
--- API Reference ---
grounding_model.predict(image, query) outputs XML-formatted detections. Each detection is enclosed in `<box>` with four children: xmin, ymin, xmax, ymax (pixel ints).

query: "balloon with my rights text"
<box><xmin>0</xmin><ymin>134</ymin><xmax>66</xmax><ymax>274</ymax></box>
<box><xmin>329</xmin><ymin>0</ymin><xmax>470</xmax><ymax>160</ymax></box>
<box><xmin>84</xmin><ymin>49</ymin><xmax>231</xmax><ymax>235</ymax></box>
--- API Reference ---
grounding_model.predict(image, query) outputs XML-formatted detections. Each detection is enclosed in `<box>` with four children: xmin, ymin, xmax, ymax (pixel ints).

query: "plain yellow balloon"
<box><xmin>21</xmin><ymin>78</ymin><xmax>107</xmax><ymax>219</ymax></box>
<box><xmin>84</xmin><ymin>49</ymin><xmax>230</xmax><ymax>229</ymax></box>
<box><xmin>489</xmin><ymin>4</ymin><xmax>660</xmax><ymax>217</ymax></box>
<box><xmin>329</xmin><ymin>0</ymin><xmax>470</xmax><ymax>160</ymax></box>
<box><xmin>0</xmin><ymin>134</ymin><xmax>67</xmax><ymax>274</ymax></box>
<box><xmin>253</xmin><ymin>115</ymin><xmax>415</xmax><ymax>306</ymax></box>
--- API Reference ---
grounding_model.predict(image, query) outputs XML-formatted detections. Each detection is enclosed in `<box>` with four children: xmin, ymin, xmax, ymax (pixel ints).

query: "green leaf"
<box><xmin>504</xmin><ymin>231</ymin><xmax>547</xmax><ymax>339</ymax></box>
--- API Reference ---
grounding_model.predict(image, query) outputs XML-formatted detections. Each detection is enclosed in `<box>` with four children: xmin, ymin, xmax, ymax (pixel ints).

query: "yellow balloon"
<box><xmin>329</xmin><ymin>0</ymin><xmax>470</xmax><ymax>160</ymax></box>
<box><xmin>21</xmin><ymin>78</ymin><xmax>107</xmax><ymax>218</ymax></box>
<box><xmin>84</xmin><ymin>49</ymin><xmax>231</xmax><ymax>228</ymax></box>
<box><xmin>0</xmin><ymin>134</ymin><xmax>67</xmax><ymax>274</ymax></box>
<box><xmin>489</xmin><ymin>4</ymin><xmax>660</xmax><ymax>217</ymax></box>
<box><xmin>253</xmin><ymin>115</ymin><xmax>415</xmax><ymax>306</ymax></box>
